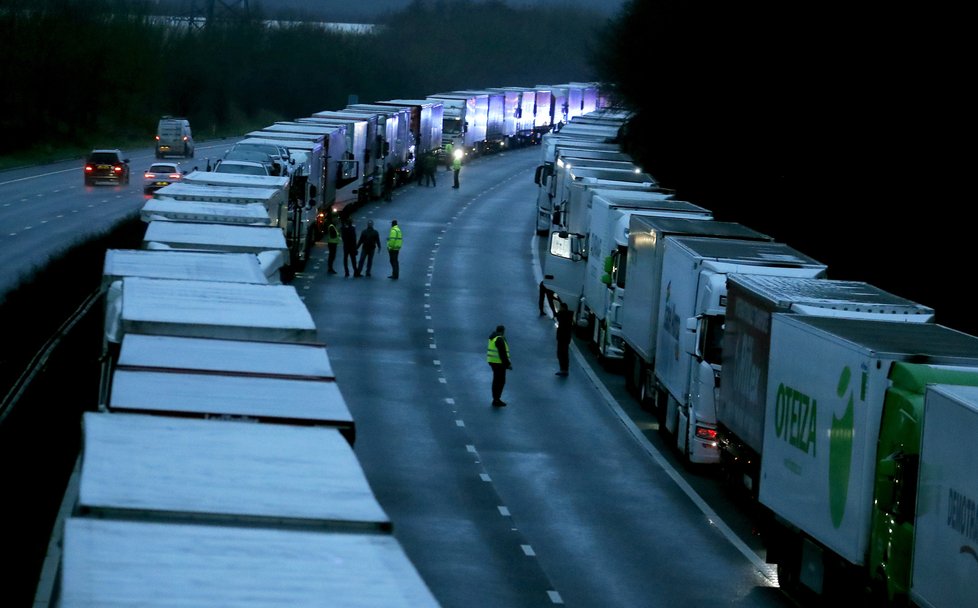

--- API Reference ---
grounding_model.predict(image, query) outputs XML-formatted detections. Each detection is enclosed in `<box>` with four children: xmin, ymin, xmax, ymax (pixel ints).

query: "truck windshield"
<box><xmin>702</xmin><ymin>315</ymin><xmax>724</xmax><ymax>365</ymax></box>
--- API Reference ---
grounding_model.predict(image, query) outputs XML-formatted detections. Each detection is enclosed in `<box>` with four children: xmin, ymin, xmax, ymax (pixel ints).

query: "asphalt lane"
<box><xmin>293</xmin><ymin>146</ymin><xmax>794</xmax><ymax>608</ymax></box>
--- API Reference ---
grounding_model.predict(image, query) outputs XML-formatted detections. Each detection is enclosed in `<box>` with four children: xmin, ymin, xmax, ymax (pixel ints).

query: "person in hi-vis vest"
<box><xmin>387</xmin><ymin>219</ymin><xmax>402</xmax><ymax>279</ymax></box>
<box><xmin>486</xmin><ymin>325</ymin><xmax>512</xmax><ymax>407</ymax></box>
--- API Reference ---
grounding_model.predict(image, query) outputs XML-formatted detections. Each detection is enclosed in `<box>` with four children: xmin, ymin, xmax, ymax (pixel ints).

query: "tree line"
<box><xmin>0</xmin><ymin>0</ymin><xmax>604</xmax><ymax>157</ymax></box>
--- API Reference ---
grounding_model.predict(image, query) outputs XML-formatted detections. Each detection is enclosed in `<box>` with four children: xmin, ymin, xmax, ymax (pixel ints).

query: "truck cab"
<box><xmin>655</xmin><ymin>236</ymin><xmax>827</xmax><ymax>465</ymax></box>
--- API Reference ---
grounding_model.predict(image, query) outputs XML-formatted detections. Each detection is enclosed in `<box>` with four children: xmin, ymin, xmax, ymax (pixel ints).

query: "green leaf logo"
<box><xmin>829</xmin><ymin>366</ymin><xmax>855</xmax><ymax>528</ymax></box>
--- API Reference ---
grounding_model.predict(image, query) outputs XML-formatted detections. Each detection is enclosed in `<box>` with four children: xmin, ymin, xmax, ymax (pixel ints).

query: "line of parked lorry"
<box><xmin>36</xmin><ymin>81</ymin><xmax>604</xmax><ymax>607</ymax></box>
<box><xmin>139</xmin><ymin>81</ymin><xmax>605</xmax><ymax>284</ymax></box>
<box><xmin>538</xmin><ymin>112</ymin><xmax>978</xmax><ymax>607</ymax></box>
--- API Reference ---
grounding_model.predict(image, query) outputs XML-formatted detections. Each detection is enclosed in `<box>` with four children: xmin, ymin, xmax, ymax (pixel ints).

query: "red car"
<box><xmin>84</xmin><ymin>149</ymin><xmax>130</xmax><ymax>186</ymax></box>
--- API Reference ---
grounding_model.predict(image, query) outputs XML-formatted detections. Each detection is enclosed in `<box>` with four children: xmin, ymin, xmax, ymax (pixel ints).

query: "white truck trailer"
<box><xmin>153</xmin><ymin>180</ymin><xmax>288</xmax><ymax>229</ymax></box>
<box><xmin>377</xmin><ymin>99</ymin><xmax>445</xmax><ymax>161</ymax></box>
<box><xmin>620</xmin><ymin>215</ymin><xmax>774</xmax><ymax>405</ymax></box>
<box><xmin>59</xmin><ymin>516</ymin><xmax>440</xmax><ymax>606</ymax></box>
<box><xmin>140</xmin><ymin>198</ymin><xmax>273</xmax><ymax>226</ymax></box>
<box><xmin>142</xmin><ymin>220</ymin><xmax>289</xmax><ymax>283</ymax></box>
<box><xmin>911</xmin><ymin>383</ymin><xmax>978</xmax><ymax>608</ymax></box>
<box><xmin>654</xmin><ymin>236</ymin><xmax>827</xmax><ymax>465</ymax></box>
<box><xmin>101</xmin><ymin>249</ymin><xmax>268</xmax><ymax>288</ymax></box>
<box><xmin>75</xmin><ymin>412</ymin><xmax>380</xmax><ymax>527</ymax></box>
<box><xmin>451</xmin><ymin>89</ymin><xmax>508</xmax><ymax>152</ymax></box>
<box><xmin>107</xmin><ymin>365</ymin><xmax>354</xmax><ymax>442</ymax></box>
<box><xmin>529</xmin><ymin>86</ymin><xmax>555</xmax><ymax>141</ymax></box>
<box><xmin>309</xmin><ymin>110</ymin><xmax>382</xmax><ymax>201</ymax></box>
<box><xmin>717</xmin><ymin>274</ymin><xmax>935</xmax><ymax>499</ymax></box>
<box><xmin>338</xmin><ymin>108</ymin><xmax>410</xmax><ymax>191</ymax></box>
<box><xmin>757</xmin><ymin>318</ymin><xmax>978</xmax><ymax>606</ymax></box>
<box><xmin>105</xmin><ymin>276</ymin><xmax>315</xmax><ymax>344</ymax></box>
<box><xmin>426</xmin><ymin>91</ymin><xmax>489</xmax><ymax>155</ymax></box>
<box><xmin>346</xmin><ymin>103</ymin><xmax>416</xmax><ymax>182</ymax></box>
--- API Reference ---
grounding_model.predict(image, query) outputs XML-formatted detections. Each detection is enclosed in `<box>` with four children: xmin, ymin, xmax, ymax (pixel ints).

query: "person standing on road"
<box><xmin>341</xmin><ymin>216</ymin><xmax>358</xmax><ymax>277</ymax></box>
<box><xmin>355</xmin><ymin>219</ymin><xmax>381</xmax><ymax>277</ymax></box>
<box><xmin>443</xmin><ymin>142</ymin><xmax>454</xmax><ymax>171</ymax></box>
<box><xmin>423</xmin><ymin>152</ymin><xmax>437</xmax><ymax>187</ymax></box>
<box><xmin>387</xmin><ymin>219</ymin><xmax>402</xmax><ymax>279</ymax></box>
<box><xmin>383</xmin><ymin>163</ymin><xmax>396</xmax><ymax>202</ymax></box>
<box><xmin>451</xmin><ymin>150</ymin><xmax>462</xmax><ymax>189</ymax></box>
<box><xmin>325</xmin><ymin>215</ymin><xmax>340</xmax><ymax>274</ymax></box>
<box><xmin>487</xmin><ymin>325</ymin><xmax>513</xmax><ymax>407</ymax></box>
<box><xmin>555</xmin><ymin>302</ymin><xmax>573</xmax><ymax>376</ymax></box>
<box><xmin>539</xmin><ymin>280</ymin><xmax>557</xmax><ymax>316</ymax></box>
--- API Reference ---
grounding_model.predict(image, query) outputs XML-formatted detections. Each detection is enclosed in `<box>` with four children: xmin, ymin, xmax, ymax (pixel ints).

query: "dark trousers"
<box><xmin>453</xmin><ymin>169</ymin><xmax>460</xmax><ymax>188</ymax></box>
<box><xmin>489</xmin><ymin>363</ymin><xmax>507</xmax><ymax>401</ymax></box>
<box><xmin>357</xmin><ymin>250</ymin><xmax>375</xmax><ymax>276</ymax></box>
<box><xmin>539</xmin><ymin>281</ymin><xmax>556</xmax><ymax>315</ymax></box>
<box><xmin>388</xmin><ymin>249</ymin><xmax>400</xmax><ymax>279</ymax></box>
<box><xmin>557</xmin><ymin>338</ymin><xmax>570</xmax><ymax>372</ymax></box>
<box><xmin>425</xmin><ymin>169</ymin><xmax>436</xmax><ymax>186</ymax></box>
<box><xmin>343</xmin><ymin>248</ymin><xmax>358</xmax><ymax>275</ymax></box>
<box><xmin>327</xmin><ymin>243</ymin><xmax>338</xmax><ymax>271</ymax></box>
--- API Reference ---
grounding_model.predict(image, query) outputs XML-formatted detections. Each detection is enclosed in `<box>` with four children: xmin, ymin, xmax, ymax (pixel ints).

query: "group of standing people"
<box><xmin>417</xmin><ymin>152</ymin><xmax>439</xmax><ymax>187</ymax></box>
<box><xmin>325</xmin><ymin>215</ymin><xmax>402</xmax><ymax>279</ymax></box>
<box><xmin>415</xmin><ymin>147</ymin><xmax>462</xmax><ymax>189</ymax></box>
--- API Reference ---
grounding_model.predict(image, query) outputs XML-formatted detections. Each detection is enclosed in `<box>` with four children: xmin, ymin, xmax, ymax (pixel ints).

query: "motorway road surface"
<box><xmin>0</xmin><ymin>140</ymin><xmax>237</xmax><ymax>298</ymax></box>
<box><xmin>292</xmin><ymin>147</ymin><xmax>794</xmax><ymax>607</ymax></box>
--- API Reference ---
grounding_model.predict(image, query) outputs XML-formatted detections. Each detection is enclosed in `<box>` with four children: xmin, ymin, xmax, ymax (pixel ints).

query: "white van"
<box><xmin>156</xmin><ymin>117</ymin><xmax>195</xmax><ymax>158</ymax></box>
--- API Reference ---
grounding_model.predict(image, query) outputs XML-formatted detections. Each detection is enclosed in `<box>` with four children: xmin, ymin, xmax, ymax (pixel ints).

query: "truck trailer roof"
<box><xmin>102</xmin><ymin>249</ymin><xmax>268</xmax><ymax>287</ymax></box>
<box><xmin>60</xmin><ymin>518</ymin><xmax>440</xmax><ymax>606</ymax></box>
<box><xmin>115</xmin><ymin>276</ymin><xmax>316</xmax><ymax>343</ymax></box>
<box><xmin>727</xmin><ymin>275</ymin><xmax>936</xmax><ymax>320</ymax></box>
<box><xmin>108</xmin><ymin>369</ymin><xmax>353</xmax><ymax>438</ymax></box>
<box><xmin>117</xmin><ymin>334</ymin><xmax>334</xmax><ymax>380</ymax></box>
<box><xmin>140</xmin><ymin>199</ymin><xmax>274</xmax><ymax>226</ymax></box>
<box><xmin>77</xmin><ymin>412</ymin><xmax>382</xmax><ymax>529</ymax></box>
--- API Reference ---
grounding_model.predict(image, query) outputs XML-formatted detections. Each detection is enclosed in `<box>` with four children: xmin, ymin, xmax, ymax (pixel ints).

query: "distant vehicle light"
<box><xmin>453</xmin><ymin>149</ymin><xmax>463</xmax><ymax>160</ymax></box>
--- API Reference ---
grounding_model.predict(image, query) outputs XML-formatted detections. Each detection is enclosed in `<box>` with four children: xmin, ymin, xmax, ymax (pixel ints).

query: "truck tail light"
<box><xmin>695</xmin><ymin>426</ymin><xmax>717</xmax><ymax>442</ymax></box>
